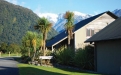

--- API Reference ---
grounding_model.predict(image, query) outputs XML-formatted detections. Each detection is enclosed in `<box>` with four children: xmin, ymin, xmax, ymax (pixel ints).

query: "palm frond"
<box><xmin>34</xmin><ymin>17</ymin><xmax>53</xmax><ymax>33</ymax></box>
<box><xmin>64</xmin><ymin>11</ymin><xmax>74</xmax><ymax>41</ymax></box>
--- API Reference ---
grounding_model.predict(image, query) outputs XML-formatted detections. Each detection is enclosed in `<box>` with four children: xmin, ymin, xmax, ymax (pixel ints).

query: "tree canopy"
<box><xmin>34</xmin><ymin>17</ymin><xmax>53</xmax><ymax>56</ymax></box>
<box><xmin>64</xmin><ymin>11</ymin><xmax>74</xmax><ymax>46</ymax></box>
<box><xmin>0</xmin><ymin>0</ymin><xmax>58</xmax><ymax>45</ymax></box>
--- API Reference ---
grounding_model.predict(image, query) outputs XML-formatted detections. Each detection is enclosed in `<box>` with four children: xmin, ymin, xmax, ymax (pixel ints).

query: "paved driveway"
<box><xmin>0</xmin><ymin>57</ymin><xmax>19</xmax><ymax>75</ymax></box>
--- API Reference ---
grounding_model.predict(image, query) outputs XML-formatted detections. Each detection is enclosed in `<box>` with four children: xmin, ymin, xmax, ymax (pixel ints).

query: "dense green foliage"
<box><xmin>0</xmin><ymin>42</ymin><xmax>21</xmax><ymax>53</ymax></box>
<box><xmin>53</xmin><ymin>45</ymin><xmax>94</xmax><ymax>70</ymax></box>
<box><xmin>0</xmin><ymin>42</ymin><xmax>7</xmax><ymax>53</ymax></box>
<box><xmin>64</xmin><ymin>11</ymin><xmax>74</xmax><ymax>46</ymax></box>
<box><xmin>35</xmin><ymin>17</ymin><xmax>53</xmax><ymax>56</ymax></box>
<box><xmin>21</xmin><ymin>31</ymin><xmax>52</xmax><ymax>63</ymax></box>
<box><xmin>53</xmin><ymin>46</ymin><xmax>75</xmax><ymax>66</ymax></box>
<box><xmin>7</xmin><ymin>43</ymin><xmax>21</xmax><ymax>53</ymax></box>
<box><xmin>74</xmin><ymin>45</ymin><xmax>94</xmax><ymax>70</ymax></box>
<box><xmin>21</xmin><ymin>31</ymin><xmax>42</xmax><ymax>62</ymax></box>
<box><xmin>0</xmin><ymin>0</ymin><xmax>58</xmax><ymax>45</ymax></box>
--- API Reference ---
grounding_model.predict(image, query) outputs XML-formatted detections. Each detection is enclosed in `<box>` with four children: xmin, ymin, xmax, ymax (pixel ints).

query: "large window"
<box><xmin>86</xmin><ymin>29</ymin><xmax>94</xmax><ymax>37</ymax></box>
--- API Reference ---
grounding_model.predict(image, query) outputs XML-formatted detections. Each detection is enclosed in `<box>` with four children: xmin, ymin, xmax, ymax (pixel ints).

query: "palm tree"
<box><xmin>32</xmin><ymin>38</ymin><xmax>36</xmax><ymax>61</ymax></box>
<box><xmin>34</xmin><ymin>17</ymin><xmax>52</xmax><ymax>56</ymax></box>
<box><xmin>64</xmin><ymin>11</ymin><xmax>74</xmax><ymax>47</ymax></box>
<box><xmin>36</xmin><ymin>34</ymin><xmax>43</xmax><ymax>51</ymax></box>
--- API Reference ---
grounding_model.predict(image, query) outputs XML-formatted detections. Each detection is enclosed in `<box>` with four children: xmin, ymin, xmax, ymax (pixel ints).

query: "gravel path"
<box><xmin>0</xmin><ymin>57</ymin><xmax>19</xmax><ymax>75</ymax></box>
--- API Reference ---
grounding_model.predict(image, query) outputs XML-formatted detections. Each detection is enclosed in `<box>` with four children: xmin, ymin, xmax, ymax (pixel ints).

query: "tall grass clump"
<box><xmin>74</xmin><ymin>45</ymin><xmax>94</xmax><ymax>70</ymax></box>
<box><xmin>53</xmin><ymin>46</ymin><xmax>75</xmax><ymax>66</ymax></box>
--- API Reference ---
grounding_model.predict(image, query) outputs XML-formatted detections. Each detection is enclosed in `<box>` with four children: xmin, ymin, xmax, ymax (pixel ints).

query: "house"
<box><xmin>85</xmin><ymin>17</ymin><xmax>121</xmax><ymax>75</ymax></box>
<box><xmin>46</xmin><ymin>11</ymin><xmax>118</xmax><ymax>51</ymax></box>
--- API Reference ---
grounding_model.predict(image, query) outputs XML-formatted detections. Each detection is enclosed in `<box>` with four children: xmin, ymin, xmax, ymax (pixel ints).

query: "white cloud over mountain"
<box><xmin>5</xmin><ymin>0</ymin><xmax>25</xmax><ymax>7</ymax></box>
<box><xmin>37</xmin><ymin>13</ymin><xmax>58</xmax><ymax>23</ymax></box>
<box><xmin>6</xmin><ymin>0</ymin><xmax>18</xmax><ymax>5</ymax></box>
<box><xmin>34</xmin><ymin>10</ymin><xmax>92</xmax><ymax>32</ymax></box>
<box><xmin>53</xmin><ymin>11</ymin><xmax>92</xmax><ymax>32</ymax></box>
<box><xmin>5</xmin><ymin>1</ymin><xmax>121</xmax><ymax>33</ymax></box>
<box><xmin>34</xmin><ymin>6</ymin><xmax>58</xmax><ymax>25</ymax></box>
<box><xmin>73</xmin><ymin>11</ymin><xmax>88</xmax><ymax>16</ymax></box>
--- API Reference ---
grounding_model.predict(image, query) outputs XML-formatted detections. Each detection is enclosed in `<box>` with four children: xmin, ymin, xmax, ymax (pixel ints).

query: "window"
<box><xmin>91</xmin><ymin>29</ymin><xmax>94</xmax><ymax>36</ymax></box>
<box><xmin>86</xmin><ymin>28</ymin><xmax>94</xmax><ymax>37</ymax></box>
<box><xmin>86</xmin><ymin>29</ymin><xmax>90</xmax><ymax>36</ymax></box>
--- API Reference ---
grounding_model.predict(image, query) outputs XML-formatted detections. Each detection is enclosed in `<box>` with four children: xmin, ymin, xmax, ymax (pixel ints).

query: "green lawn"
<box><xmin>18</xmin><ymin>64</ymin><xmax>104</xmax><ymax>75</ymax></box>
<box><xmin>0</xmin><ymin>53</ymin><xmax>21</xmax><ymax>57</ymax></box>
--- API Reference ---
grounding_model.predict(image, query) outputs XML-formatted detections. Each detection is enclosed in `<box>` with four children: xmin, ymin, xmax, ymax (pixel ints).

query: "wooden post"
<box><xmin>40</xmin><ymin>58</ymin><xmax>42</xmax><ymax>65</ymax></box>
<box><xmin>0</xmin><ymin>51</ymin><xmax>1</xmax><ymax>57</ymax></box>
<box><xmin>28</xmin><ymin>48</ymin><xmax>30</xmax><ymax>57</ymax></box>
<box><xmin>17</xmin><ymin>52</ymin><xmax>18</xmax><ymax>56</ymax></box>
<box><xmin>52</xmin><ymin>46</ymin><xmax>53</xmax><ymax>52</ymax></box>
<box><xmin>9</xmin><ymin>52</ymin><xmax>10</xmax><ymax>57</ymax></box>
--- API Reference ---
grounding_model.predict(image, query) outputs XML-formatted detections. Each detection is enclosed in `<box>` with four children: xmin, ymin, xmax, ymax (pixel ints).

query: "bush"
<box><xmin>21</xmin><ymin>55</ymin><xmax>31</xmax><ymax>63</ymax></box>
<box><xmin>53</xmin><ymin>46</ymin><xmax>75</xmax><ymax>66</ymax></box>
<box><xmin>74</xmin><ymin>45</ymin><xmax>94</xmax><ymax>70</ymax></box>
<box><xmin>36</xmin><ymin>49</ymin><xmax>52</xmax><ymax>56</ymax></box>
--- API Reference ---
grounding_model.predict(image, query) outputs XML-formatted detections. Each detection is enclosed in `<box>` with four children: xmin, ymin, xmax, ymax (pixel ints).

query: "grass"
<box><xmin>0</xmin><ymin>53</ymin><xmax>21</xmax><ymax>57</ymax></box>
<box><xmin>18</xmin><ymin>64</ymin><xmax>104</xmax><ymax>75</ymax></box>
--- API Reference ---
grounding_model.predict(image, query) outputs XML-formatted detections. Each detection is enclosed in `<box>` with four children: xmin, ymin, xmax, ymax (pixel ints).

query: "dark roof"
<box><xmin>46</xmin><ymin>11</ymin><xmax>118</xmax><ymax>47</ymax></box>
<box><xmin>85</xmin><ymin>17</ymin><xmax>121</xmax><ymax>42</ymax></box>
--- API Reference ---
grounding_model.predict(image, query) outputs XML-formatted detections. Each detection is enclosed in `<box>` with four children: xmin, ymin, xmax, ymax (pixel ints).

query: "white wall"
<box><xmin>74</xmin><ymin>13</ymin><xmax>116</xmax><ymax>49</ymax></box>
<box><xmin>74</xmin><ymin>26</ymin><xmax>86</xmax><ymax>49</ymax></box>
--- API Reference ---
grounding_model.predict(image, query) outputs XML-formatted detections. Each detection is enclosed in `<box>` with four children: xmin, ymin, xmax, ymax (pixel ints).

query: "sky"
<box><xmin>5</xmin><ymin>0</ymin><xmax>121</xmax><ymax>15</ymax></box>
<box><xmin>5</xmin><ymin>0</ymin><xmax>121</xmax><ymax>18</ymax></box>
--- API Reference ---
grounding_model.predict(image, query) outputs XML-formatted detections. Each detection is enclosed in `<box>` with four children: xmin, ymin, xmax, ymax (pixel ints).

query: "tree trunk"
<box><xmin>43</xmin><ymin>32</ymin><xmax>47</xmax><ymax>56</ymax></box>
<box><xmin>28</xmin><ymin>47</ymin><xmax>30</xmax><ymax>57</ymax></box>
<box><xmin>70</xmin><ymin>29</ymin><xmax>73</xmax><ymax>39</ymax></box>
<box><xmin>68</xmin><ymin>30</ymin><xmax>71</xmax><ymax>47</ymax></box>
<box><xmin>43</xmin><ymin>40</ymin><xmax>45</xmax><ymax>56</ymax></box>
<box><xmin>32</xmin><ymin>39</ymin><xmax>36</xmax><ymax>61</ymax></box>
<box><xmin>32</xmin><ymin>46</ymin><xmax>36</xmax><ymax>61</ymax></box>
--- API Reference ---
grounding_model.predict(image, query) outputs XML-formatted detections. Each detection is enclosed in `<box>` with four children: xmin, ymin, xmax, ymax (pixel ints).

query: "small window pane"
<box><xmin>86</xmin><ymin>29</ymin><xmax>90</xmax><ymax>36</ymax></box>
<box><xmin>91</xmin><ymin>29</ymin><xmax>94</xmax><ymax>36</ymax></box>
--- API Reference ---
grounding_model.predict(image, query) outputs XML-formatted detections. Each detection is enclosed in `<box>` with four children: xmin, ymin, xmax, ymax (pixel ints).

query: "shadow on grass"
<box><xmin>19</xmin><ymin>66</ymin><xmax>67</xmax><ymax>75</ymax></box>
<box><xmin>19</xmin><ymin>64</ymin><xmax>105</xmax><ymax>75</ymax></box>
<box><xmin>52</xmin><ymin>65</ymin><xmax>106</xmax><ymax>75</ymax></box>
<box><xmin>16</xmin><ymin>57</ymin><xmax>106</xmax><ymax>75</ymax></box>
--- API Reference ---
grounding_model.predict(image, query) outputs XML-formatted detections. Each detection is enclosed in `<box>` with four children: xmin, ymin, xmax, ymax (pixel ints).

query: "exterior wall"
<box><xmin>96</xmin><ymin>39</ymin><xmax>121</xmax><ymax>75</ymax></box>
<box><xmin>86</xmin><ymin>13</ymin><xmax>116</xmax><ymax>39</ymax></box>
<box><xmin>74</xmin><ymin>26</ymin><xmax>86</xmax><ymax>49</ymax></box>
<box><xmin>74</xmin><ymin>13</ymin><xmax>116</xmax><ymax>49</ymax></box>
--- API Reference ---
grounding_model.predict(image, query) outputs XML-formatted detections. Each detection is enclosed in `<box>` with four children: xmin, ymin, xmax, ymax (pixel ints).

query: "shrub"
<box><xmin>21</xmin><ymin>55</ymin><xmax>31</xmax><ymax>63</ymax></box>
<box><xmin>39</xmin><ymin>49</ymin><xmax>52</xmax><ymax>55</ymax></box>
<box><xmin>53</xmin><ymin>46</ymin><xmax>75</xmax><ymax>66</ymax></box>
<box><xmin>74</xmin><ymin>45</ymin><xmax>94</xmax><ymax>70</ymax></box>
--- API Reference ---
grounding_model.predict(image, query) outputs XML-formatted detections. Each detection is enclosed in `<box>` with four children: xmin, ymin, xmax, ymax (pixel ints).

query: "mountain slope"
<box><xmin>53</xmin><ymin>9</ymin><xmax>121</xmax><ymax>33</ymax></box>
<box><xmin>112</xmin><ymin>9</ymin><xmax>121</xmax><ymax>17</ymax></box>
<box><xmin>53</xmin><ymin>11</ymin><xmax>92</xmax><ymax>32</ymax></box>
<box><xmin>0</xmin><ymin>0</ymin><xmax>58</xmax><ymax>45</ymax></box>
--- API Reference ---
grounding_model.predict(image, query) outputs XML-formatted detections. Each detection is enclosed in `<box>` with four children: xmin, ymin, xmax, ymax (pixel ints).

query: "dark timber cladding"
<box><xmin>46</xmin><ymin>11</ymin><xmax>118</xmax><ymax>47</ymax></box>
<box><xmin>85</xmin><ymin>17</ymin><xmax>121</xmax><ymax>42</ymax></box>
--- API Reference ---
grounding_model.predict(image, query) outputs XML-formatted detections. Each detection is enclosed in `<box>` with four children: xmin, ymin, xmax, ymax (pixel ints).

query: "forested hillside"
<box><xmin>0</xmin><ymin>0</ymin><xmax>58</xmax><ymax>45</ymax></box>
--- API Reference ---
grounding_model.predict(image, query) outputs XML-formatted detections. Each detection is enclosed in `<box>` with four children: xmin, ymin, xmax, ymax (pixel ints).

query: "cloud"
<box><xmin>94</xmin><ymin>10</ymin><xmax>101</xmax><ymax>15</ymax></box>
<box><xmin>5</xmin><ymin>0</ymin><xmax>18</xmax><ymax>5</ymax></box>
<box><xmin>21</xmin><ymin>2</ymin><xmax>25</xmax><ymax>6</ymax></box>
<box><xmin>34</xmin><ymin>5</ymin><xmax>41</xmax><ymax>15</ymax></box>
<box><xmin>73</xmin><ymin>11</ymin><xmax>87</xmax><ymax>16</ymax></box>
<box><xmin>5</xmin><ymin>0</ymin><xmax>26</xmax><ymax>7</ymax></box>
<box><xmin>34</xmin><ymin>6</ymin><xmax>58</xmax><ymax>24</ymax></box>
